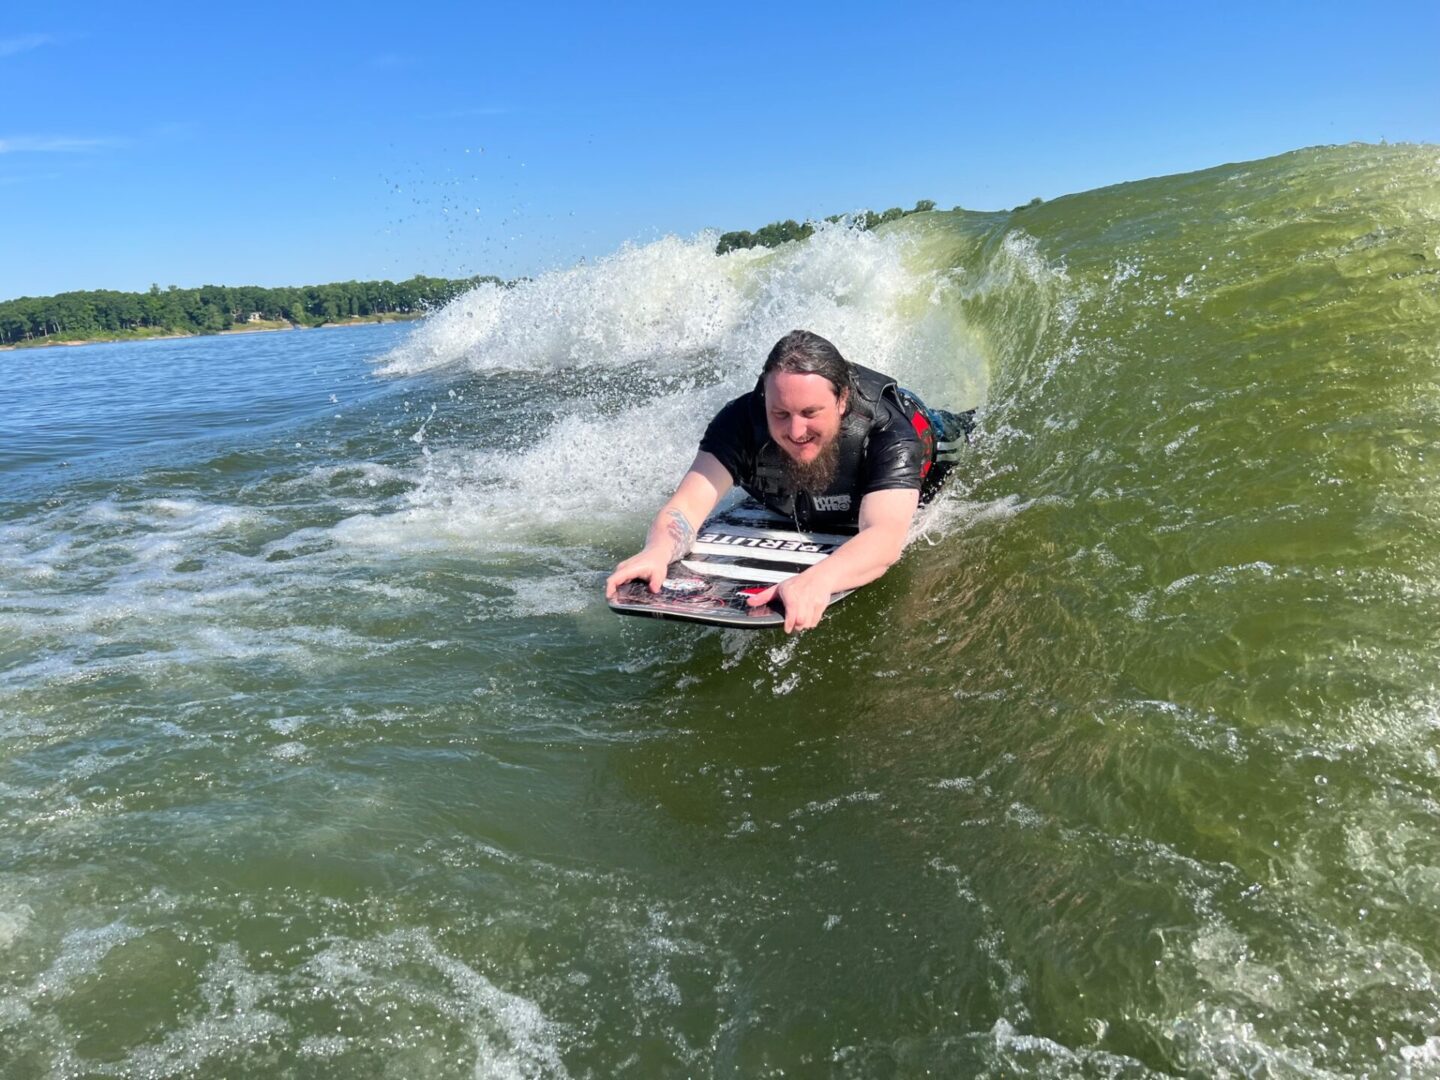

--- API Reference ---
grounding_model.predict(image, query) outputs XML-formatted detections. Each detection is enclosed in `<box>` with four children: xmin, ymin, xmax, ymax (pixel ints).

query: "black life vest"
<box><xmin>741</xmin><ymin>365</ymin><xmax>936</xmax><ymax>531</ymax></box>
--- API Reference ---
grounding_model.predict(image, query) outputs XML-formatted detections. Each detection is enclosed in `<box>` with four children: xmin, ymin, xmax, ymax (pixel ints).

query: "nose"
<box><xmin>787</xmin><ymin>416</ymin><xmax>808</xmax><ymax>441</ymax></box>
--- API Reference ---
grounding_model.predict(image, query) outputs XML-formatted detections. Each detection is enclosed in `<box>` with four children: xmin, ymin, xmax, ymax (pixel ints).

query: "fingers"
<box><xmin>606</xmin><ymin>555</ymin><xmax>660</xmax><ymax>598</ymax></box>
<box><xmin>786</xmin><ymin>603</ymin><xmax>823</xmax><ymax>634</ymax></box>
<box><xmin>605</xmin><ymin>564</ymin><xmax>637</xmax><ymax>598</ymax></box>
<box><xmin>781</xmin><ymin>588</ymin><xmax>829</xmax><ymax>634</ymax></box>
<box><xmin>746</xmin><ymin>580</ymin><xmax>831</xmax><ymax>632</ymax></box>
<box><xmin>786</xmin><ymin>605</ymin><xmax>812</xmax><ymax>634</ymax></box>
<box><xmin>605</xmin><ymin>563</ymin><xmax>640</xmax><ymax>598</ymax></box>
<box><xmin>745</xmin><ymin>584</ymin><xmax>779</xmax><ymax>608</ymax></box>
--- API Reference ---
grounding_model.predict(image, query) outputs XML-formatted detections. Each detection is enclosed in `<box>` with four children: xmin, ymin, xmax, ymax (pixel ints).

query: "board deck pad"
<box><xmin>608</xmin><ymin>500</ymin><xmax>856</xmax><ymax>628</ymax></box>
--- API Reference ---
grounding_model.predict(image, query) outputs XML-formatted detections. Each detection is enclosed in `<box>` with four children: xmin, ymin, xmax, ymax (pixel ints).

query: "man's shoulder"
<box><xmin>863</xmin><ymin>393</ymin><xmax>920</xmax><ymax>443</ymax></box>
<box><xmin>714</xmin><ymin>388</ymin><xmax>760</xmax><ymax>418</ymax></box>
<box><xmin>699</xmin><ymin>389</ymin><xmax>765</xmax><ymax>474</ymax></box>
<box><xmin>857</xmin><ymin>394</ymin><xmax>925</xmax><ymax>492</ymax></box>
<box><xmin>705</xmin><ymin>390</ymin><xmax>763</xmax><ymax>438</ymax></box>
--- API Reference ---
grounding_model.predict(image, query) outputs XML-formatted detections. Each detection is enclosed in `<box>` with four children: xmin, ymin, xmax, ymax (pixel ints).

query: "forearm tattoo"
<box><xmin>663</xmin><ymin>509</ymin><xmax>696</xmax><ymax>557</ymax></box>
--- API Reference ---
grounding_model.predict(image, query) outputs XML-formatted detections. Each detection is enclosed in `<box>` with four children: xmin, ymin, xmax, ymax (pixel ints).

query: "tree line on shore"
<box><xmin>0</xmin><ymin>274</ymin><xmax>500</xmax><ymax>346</ymax></box>
<box><xmin>714</xmin><ymin>200</ymin><xmax>939</xmax><ymax>255</ymax></box>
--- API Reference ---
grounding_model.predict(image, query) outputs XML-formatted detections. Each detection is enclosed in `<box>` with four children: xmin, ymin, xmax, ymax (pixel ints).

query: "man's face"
<box><xmin>763</xmin><ymin>371</ymin><xmax>848</xmax><ymax>464</ymax></box>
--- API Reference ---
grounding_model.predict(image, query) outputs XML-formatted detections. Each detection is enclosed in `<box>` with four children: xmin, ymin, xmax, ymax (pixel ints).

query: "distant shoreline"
<box><xmin>0</xmin><ymin>313</ymin><xmax>424</xmax><ymax>352</ymax></box>
<box><xmin>0</xmin><ymin>273</ymin><xmax>488</xmax><ymax>351</ymax></box>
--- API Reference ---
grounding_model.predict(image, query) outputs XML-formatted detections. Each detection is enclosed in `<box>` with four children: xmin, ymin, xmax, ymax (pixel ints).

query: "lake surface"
<box><xmin>3</xmin><ymin>144</ymin><xmax>1440</xmax><ymax>1076</ymax></box>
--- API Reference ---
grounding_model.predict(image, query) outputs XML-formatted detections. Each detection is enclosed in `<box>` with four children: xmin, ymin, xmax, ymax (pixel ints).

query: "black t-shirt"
<box><xmin>698</xmin><ymin>372</ymin><xmax>925</xmax><ymax>530</ymax></box>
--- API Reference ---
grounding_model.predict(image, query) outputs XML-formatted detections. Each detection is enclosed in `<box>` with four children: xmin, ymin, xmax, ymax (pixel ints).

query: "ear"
<box><xmin>837</xmin><ymin>386</ymin><xmax>850</xmax><ymax>413</ymax></box>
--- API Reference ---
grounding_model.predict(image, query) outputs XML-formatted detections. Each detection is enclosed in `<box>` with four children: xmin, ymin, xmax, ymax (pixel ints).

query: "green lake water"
<box><xmin>3</xmin><ymin>143</ymin><xmax>1439</xmax><ymax>1077</ymax></box>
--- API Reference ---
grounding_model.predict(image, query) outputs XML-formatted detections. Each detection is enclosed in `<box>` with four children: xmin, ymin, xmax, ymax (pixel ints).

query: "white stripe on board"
<box><xmin>690</xmin><ymin>541</ymin><xmax>829</xmax><ymax>565</ymax></box>
<box><xmin>680</xmin><ymin>560</ymin><xmax>793</xmax><ymax>583</ymax></box>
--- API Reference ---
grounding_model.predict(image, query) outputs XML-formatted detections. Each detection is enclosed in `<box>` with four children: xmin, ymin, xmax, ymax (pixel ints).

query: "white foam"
<box><xmin>296</xmin><ymin>927</ymin><xmax>569</xmax><ymax>1079</ymax></box>
<box><xmin>279</xmin><ymin>460</ymin><xmax>413</xmax><ymax>493</ymax></box>
<box><xmin>119</xmin><ymin>942</ymin><xmax>288</xmax><ymax>1076</ymax></box>
<box><xmin>36</xmin><ymin>919</ymin><xmax>147</xmax><ymax>999</ymax></box>
<box><xmin>378</xmin><ymin>233</ymin><xmax>762</xmax><ymax>377</ymax></box>
<box><xmin>789</xmin><ymin>790</ymin><xmax>882</xmax><ymax>820</ymax></box>
<box><xmin>1401</xmin><ymin>1037</ymin><xmax>1440</xmax><ymax>1065</ymax></box>
<box><xmin>0</xmin><ymin>903</ymin><xmax>33</xmax><ymax>949</ymax></box>
<box><xmin>910</xmin><ymin>491</ymin><xmax>1033</xmax><ymax>545</ymax></box>
<box><xmin>504</xmin><ymin>574</ymin><xmax>593</xmax><ymax>618</ymax></box>
<box><xmin>377</xmin><ymin>222</ymin><xmax>987</xmax><ymax>411</ymax></box>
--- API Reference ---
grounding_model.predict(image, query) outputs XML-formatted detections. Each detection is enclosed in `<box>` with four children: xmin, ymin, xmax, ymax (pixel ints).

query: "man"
<box><xmin>605</xmin><ymin>330</ymin><xmax>971</xmax><ymax>633</ymax></box>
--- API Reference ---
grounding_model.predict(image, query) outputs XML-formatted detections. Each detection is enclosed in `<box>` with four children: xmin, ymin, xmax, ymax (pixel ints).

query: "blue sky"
<box><xmin>2</xmin><ymin>1</ymin><xmax>1436</xmax><ymax>300</ymax></box>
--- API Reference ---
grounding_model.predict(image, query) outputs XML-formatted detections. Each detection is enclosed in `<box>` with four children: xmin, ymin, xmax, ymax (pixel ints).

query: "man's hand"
<box><xmin>605</xmin><ymin>545</ymin><xmax>672</xmax><ymax>597</ymax></box>
<box><xmin>606</xmin><ymin>452</ymin><xmax>732</xmax><ymax>601</ymax></box>
<box><xmin>741</xmin><ymin>487</ymin><xmax>922</xmax><ymax>633</ymax></box>
<box><xmin>745</xmin><ymin>574</ymin><xmax>834</xmax><ymax>634</ymax></box>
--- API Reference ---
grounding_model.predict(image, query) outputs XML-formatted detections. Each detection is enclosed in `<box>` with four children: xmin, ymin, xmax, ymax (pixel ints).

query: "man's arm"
<box><xmin>605</xmin><ymin>451</ymin><xmax>734</xmax><ymax>597</ymax></box>
<box><xmin>746</xmin><ymin>487</ymin><xmax>921</xmax><ymax>633</ymax></box>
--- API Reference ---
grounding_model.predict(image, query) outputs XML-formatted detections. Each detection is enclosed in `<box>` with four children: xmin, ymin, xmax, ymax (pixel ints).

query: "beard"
<box><xmin>782</xmin><ymin>431</ymin><xmax>843</xmax><ymax>496</ymax></box>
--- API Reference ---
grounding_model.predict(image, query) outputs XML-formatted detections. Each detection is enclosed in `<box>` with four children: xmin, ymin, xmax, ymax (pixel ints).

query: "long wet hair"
<box><xmin>761</xmin><ymin>330</ymin><xmax>855</xmax><ymax>409</ymax></box>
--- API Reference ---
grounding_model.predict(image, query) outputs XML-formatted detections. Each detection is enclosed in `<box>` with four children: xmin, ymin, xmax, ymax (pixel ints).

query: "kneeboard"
<box><xmin>608</xmin><ymin>500</ymin><xmax>856</xmax><ymax>629</ymax></box>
